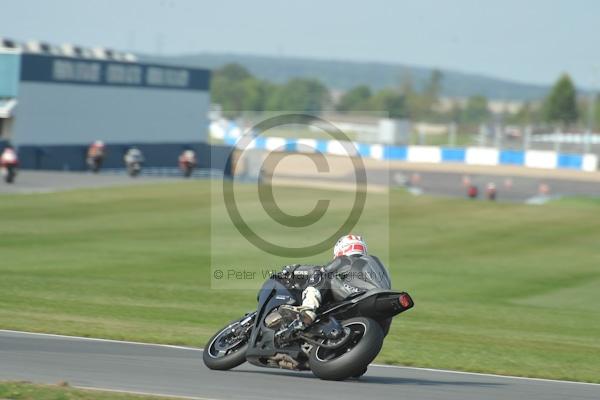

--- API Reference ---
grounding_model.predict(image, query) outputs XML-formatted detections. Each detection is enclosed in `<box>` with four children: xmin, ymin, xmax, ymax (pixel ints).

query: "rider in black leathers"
<box><xmin>277</xmin><ymin>235</ymin><xmax>387</xmax><ymax>326</ymax></box>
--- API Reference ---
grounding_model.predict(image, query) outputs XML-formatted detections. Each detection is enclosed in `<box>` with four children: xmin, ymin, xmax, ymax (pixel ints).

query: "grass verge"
<box><xmin>0</xmin><ymin>381</ymin><xmax>183</xmax><ymax>400</ymax></box>
<box><xmin>0</xmin><ymin>181</ymin><xmax>599</xmax><ymax>382</ymax></box>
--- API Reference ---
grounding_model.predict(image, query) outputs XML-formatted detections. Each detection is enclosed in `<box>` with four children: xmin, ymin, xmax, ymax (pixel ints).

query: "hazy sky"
<box><xmin>2</xmin><ymin>0</ymin><xmax>599</xmax><ymax>86</ymax></box>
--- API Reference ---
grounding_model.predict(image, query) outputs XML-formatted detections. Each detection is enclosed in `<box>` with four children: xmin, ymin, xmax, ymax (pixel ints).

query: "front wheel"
<box><xmin>309</xmin><ymin>317</ymin><xmax>384</xmax><ymax>380</ymax></box>
<box><xmin>203</xmin><ymin>316</ymin><xmax>252</xmax><ymax>370</ymax></box>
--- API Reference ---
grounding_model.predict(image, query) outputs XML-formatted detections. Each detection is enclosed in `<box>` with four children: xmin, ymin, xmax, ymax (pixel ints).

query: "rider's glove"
<box><xmin>275</xmin><ymin>264</ymin><xmax>300</xmax><ymax>286</ymax></box>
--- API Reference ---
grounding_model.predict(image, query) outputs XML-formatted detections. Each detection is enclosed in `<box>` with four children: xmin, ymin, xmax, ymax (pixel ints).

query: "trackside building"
<box><xmin>0</xmin><ymin>45</ymin><xmax>224</xmax><ymax>171</ymax></box>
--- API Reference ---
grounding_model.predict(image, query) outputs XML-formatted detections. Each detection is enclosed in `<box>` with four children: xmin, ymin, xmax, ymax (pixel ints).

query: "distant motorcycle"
<box><xmin>1</xmin><ymin>163</ymin><xmax>17</xmax><ymax>184</ymax></box>
<box><xmin>127</xmin><ymin>161</ymin><xmax>142</xmax><ymax>177</ymax></box>
<box><xmin>1</xmin><ymin>148</ymin><xmax>19</xmax><ymax>184</ymax></box>
<box><xmin>486</xmin><ymin>183</ymin><xmax>497</xmax><ymax>201</ymax></box>
<box><xmin>87</xmin><ymin>141</ymin><xmax>106</xmax><ymax>174</ymax></box>
<box><xmin>467</xmin><ymin>184</ymin><xmax>478</xmax><ymax>199</ymax></box>
<box><xmin>87</xmin><ymin>155</ymin><xmax>104</xmax><ymax>173</ymax></box>
<box><xmin>180</xmin><ymin>160</ymin><xmax>194</xmax><ymax>177</ymax></box>
<box><xmin>203</xmin><ymin>257</ymin><xmax>414</xmax><ymax>380</ymax></box>
<box><xmin>124</xmin><ymin>148</ymin><xmax>144</xmax><ymax>178</ymax></box>
<box><xmin>179</xmin><ymin>150</ymin><xmax>197</xmax><ymax>178</ymax></box>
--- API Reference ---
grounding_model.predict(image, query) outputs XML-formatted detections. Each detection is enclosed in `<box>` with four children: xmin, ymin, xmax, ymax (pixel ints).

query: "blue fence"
<box><xmin>222</xmin><ymin>132</ymin><xmax>597</xmax><ymax>172</ymax></box>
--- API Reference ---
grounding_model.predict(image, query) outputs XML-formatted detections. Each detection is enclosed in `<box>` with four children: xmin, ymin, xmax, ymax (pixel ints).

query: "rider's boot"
<box><xmin>278</xmin><ymin>286</ymin><xmax>321</xmax><ymax>326</ymax></box>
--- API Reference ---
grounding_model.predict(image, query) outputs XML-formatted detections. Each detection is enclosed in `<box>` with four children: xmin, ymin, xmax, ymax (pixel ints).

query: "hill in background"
<box><xmin>145</xmin><ymin>52</ymin><xmax>551</xmax><ymax>100</ymax></box>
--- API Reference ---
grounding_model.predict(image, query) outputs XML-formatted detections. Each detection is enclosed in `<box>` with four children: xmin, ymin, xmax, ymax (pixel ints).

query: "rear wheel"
<box><xmin>203</xmin><ymin>317</ymin><xmax>251</xmax><ymax>370</ymax></box>
<box><xmin>309</xmin><ymin>317</ymin><xmax>384</xmax><ymax>380</ymax></box>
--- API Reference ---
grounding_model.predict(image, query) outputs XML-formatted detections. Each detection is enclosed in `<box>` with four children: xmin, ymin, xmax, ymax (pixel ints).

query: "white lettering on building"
<box><xmin>52</xmin><ymin>60</ymin><xmax>101</xmax><ymax>82</ymax></box>
<box><xmin>50</xmin><ymin>59</ymin><xmax>192</xmax><ymax>88</ymax></box>
<box><xmin>146</xmin><ymin>67</ymin><xmax>190</xmax><ymax>87</ymax></box>
<box><xmin>106</xmin><ymin>64</ymin><xmax>143</xmax><ymax>85</ymax></box>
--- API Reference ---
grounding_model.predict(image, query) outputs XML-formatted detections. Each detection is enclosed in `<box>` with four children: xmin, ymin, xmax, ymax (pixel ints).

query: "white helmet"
<box><xmin>333</xmin><ymin>234</ymin><xmax>367</xmax><ymax>258</ymax></box>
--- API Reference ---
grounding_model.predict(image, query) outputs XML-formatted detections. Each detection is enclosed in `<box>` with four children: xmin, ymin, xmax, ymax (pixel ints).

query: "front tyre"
<box><xmin>203</xmin><ymin>318</ymin><xmax>250</xmax><ymax>371</ymax></box>
<box><xmin>309</xmin><ymin>317</ymin><xmax>384</xmax><ymax>381</ymax></box>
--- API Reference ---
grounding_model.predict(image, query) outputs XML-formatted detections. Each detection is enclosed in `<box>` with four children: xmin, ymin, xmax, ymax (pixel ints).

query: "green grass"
<box><xmin>0</xmin><ymin>182</ymin><xmax>599</xmax><ymax>382</ymax></box>
<box><xmin>0</xmin><ymin>381</ymin><xmax>182</xmax><ymax>400</ymax></box>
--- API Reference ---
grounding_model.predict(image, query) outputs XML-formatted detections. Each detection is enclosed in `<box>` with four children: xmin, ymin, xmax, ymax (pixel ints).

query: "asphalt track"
<box><xmin>1</xmin><ymin>169</ymin><xmax>599</xmax><ymax>203</ymax></box>
<box><xmin>390</xmin><ymin>167</ymin><xmax>600</xmax><ymax>202</ymax></box>
<box><xmin>0</xmin><ymin>171</ymin><xmax>171</xmax><ymax>195</ymax></box>
<box><xmin>273</xmin><ymin>167</ymin><xmax>600</xmax><ymax>202</ymax></box>
<box><xmin>1</xmin><ymin>330</ymin><xmax>598</xmax><ymax>400</ymax></box>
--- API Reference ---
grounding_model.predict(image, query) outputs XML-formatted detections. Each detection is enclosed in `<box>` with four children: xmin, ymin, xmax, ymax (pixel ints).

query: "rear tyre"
<box><xmin>352</xmin><ymin>367</ymin><xmax>368</xmax><ymax>378</ymax></box>
<box><xmin>203</xmin><ymin>318</ymin><xmax>250</xmax><ymax>371</ymax></box>
<box><xmin>309</xmin><ymin>317</ymin><xmax>384</xmax><ymax>381</ymax></box>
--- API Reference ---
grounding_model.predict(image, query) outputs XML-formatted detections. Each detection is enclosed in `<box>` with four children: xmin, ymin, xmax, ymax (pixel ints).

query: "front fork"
<box><xmin>237</xmin><ymin>312</ymin><xmax>256</xmax><ymax>335</ymax></box>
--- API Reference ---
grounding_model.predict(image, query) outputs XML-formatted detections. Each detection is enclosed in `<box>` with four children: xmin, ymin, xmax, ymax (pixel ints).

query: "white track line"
<box><xmin>370</xmin><ymin>364</ymin><xmax>600</xmax><ymax>387</ymax></box>
<box><xmin>2</xmin><ymin>329</ymin><xmax>599</xmax><ymax>387</ymax></box>
<box><xmin>0</xmin><ymin>329</ymin><xmax>200</xmax><ymax>351</ymax></box>
<box><xmin>75</xmin><ymin>385</ymin><xmax>221</xmax><ymax>400</ymax></box>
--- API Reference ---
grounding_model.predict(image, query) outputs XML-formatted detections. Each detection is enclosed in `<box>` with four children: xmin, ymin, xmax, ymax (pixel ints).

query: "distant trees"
<box><xmin>211</xmin><ymin>63</ymin><xmax>330</xmax><ymax>117</ymax></box>
<box><xmin>368</xmin><ymin>89</ymin><xmax>408</xmax><ymax>118</ymax></box>
<box><xmin>461</xmin><ymin>95</ymin><xmax>489</xmax><ymax>124</ymax></box>
<box><xmin>508</xmin><ymin>102</ymin><xmax>537</xmax><ymax>125</ymax></box>
<box><xmin>336</xmin><ymin>85</ymin><xmax>372</xmax><ymax>112</ymax></box>
<box><xmin>542</xmin><ymin>73</ymin><xmax>578</xmax><ymax>127</ymax></box>
<box><xmin>419</xmin><ymin>69</ymin><xmax>443</xmax><ymax>118</ymax></box>
<box><xmin>334</xmin><ymin>71</ymin><xmax>440</xmax><ymax>119</ymax></box>
<box><xmin>211</xmin><ymin>65</ymin><xmax>444</xmax><ymax>122</ymax></box>
<box><xmin>211</xmin><ymin>64</ymin><xmax>588</xmax><ymax>131</ymax></box>
<box><xmin>211</xmin><ymin>64</ymin><xmax>268</xmax><ymax>117</ymax></box>
<box><xmin>273</xmin><ymin>78</ymin><xmax>331</xmax><ymax>112</ymax></box>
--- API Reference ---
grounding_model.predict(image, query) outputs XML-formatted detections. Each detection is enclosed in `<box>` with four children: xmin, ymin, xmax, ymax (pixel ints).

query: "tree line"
<box><xmin>212</xmin><ymin>63</ymin><xmax>593</xmax><ymax>130</ymax></box>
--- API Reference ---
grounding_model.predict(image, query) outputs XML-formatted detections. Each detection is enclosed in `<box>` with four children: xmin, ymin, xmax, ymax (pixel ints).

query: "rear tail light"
<box><xmin>399</xmin><ymin>293</ymin><xmax>412</xmax><ymax>308</ymax></box>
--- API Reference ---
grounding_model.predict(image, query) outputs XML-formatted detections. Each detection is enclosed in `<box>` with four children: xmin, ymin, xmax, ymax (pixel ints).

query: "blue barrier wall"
<box><xmin>384</xmin><ymin>146</ymin><xmax>407</xmax><ymax>160</ymax></box>
<box><xmin>557</xmin><ymin>153</ymin><xmax>583</xmax><ymax>169</ymax></box>
<box><xmin>216</xmin><ymin>120</ymin><xmax>598</xmax><ymax>172</ymax></box>
<box><xmin>499</xmin><ymin>150</ymin><xmax>525</xmax><ymax>166</ymax></box>
<box><xmin>441</xmin><ymin>148</ymin><xmax>466</xmax><ymax>163</ymax></box>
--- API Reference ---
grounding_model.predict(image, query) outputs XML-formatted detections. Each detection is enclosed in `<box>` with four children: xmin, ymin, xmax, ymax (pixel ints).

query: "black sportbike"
<box><xmin>203</xmin><ymin>256</ymin><xmax>414</xmax><ymax>380</ymax></box>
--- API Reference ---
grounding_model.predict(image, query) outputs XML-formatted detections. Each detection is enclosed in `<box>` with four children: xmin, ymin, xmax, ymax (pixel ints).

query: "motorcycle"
<box><xmin>127</xmin><ymin>162</ymin><xmax>141</xmax><ymax>177</ymax></box>
<box><xmin>180</xmin><ymin>160</ymin><xmax>195</xmax><ymax>178</ymax></box>
<box><xmin>203</xmin><ymin>257</ymin><xmax>414</xmax><ymax>380</ymax></box>
<box><xmin>124</xmin><ymin>148</ymin><xmax>144</xmax><ymax>178</ymax></box>
<box><xmin>1</xmin><ymin>163</ymin><xmax>17</xmax><ymax>184</ymax></box>
<box><xmin>1</xmin><ymin>150</ymin><xmax>19</xmax><ymax>184</ymax></box>
<box><xmin>87</xmin><ymin>155</ymin><xmax>103</xmax><ymax>173</ymax></box>
<box><xmin>179</xmin><ymin>150</ymin><xmax>197</xmax><ymax>178</ymax></box>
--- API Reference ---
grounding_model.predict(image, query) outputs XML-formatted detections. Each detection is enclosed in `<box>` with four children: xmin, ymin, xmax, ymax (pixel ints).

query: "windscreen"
<box><xmin>328</xmin><ymin>255</ymin><xmax>392</xmax><ymax>300</ymax></box>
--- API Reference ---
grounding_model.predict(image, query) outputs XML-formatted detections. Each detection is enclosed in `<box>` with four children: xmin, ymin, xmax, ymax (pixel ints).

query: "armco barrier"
<box><xmin>223</xmin><ymin>135</ymin><xmax>598</xmax><ymax>172</ymax></box>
